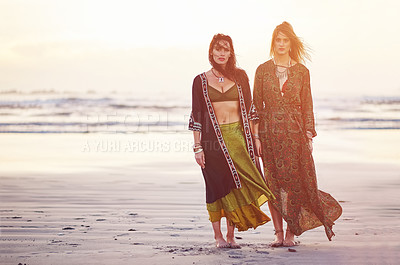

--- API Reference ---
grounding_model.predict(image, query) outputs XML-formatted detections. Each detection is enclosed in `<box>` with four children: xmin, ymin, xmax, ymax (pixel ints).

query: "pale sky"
<box><xmin>1</xmin><ymin>0</ymin><xmax>399</xmax><ymax>99</ymax></box>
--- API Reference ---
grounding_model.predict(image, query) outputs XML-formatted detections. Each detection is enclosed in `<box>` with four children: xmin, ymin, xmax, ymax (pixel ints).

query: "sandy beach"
<box><xmin>1</xmin><ymin>0</ymin><xmax>400</xmax><ymax>264</ymax></box>
<box><xmin>1</xmin><ymin>130</ymin><xmax>400</xmax><ymax>265</ymax></box>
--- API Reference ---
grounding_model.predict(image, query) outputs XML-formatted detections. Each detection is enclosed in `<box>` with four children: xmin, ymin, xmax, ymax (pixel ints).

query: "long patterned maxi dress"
<box><xmin>252</xmin><ymin>60</ymin><xmax>342</xmax><ymax>240</ymax></box>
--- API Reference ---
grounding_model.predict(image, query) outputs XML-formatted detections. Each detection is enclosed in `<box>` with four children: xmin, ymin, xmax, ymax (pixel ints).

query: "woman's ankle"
<box><xmin>214</xmin><ymin>233</ymin><xmax>224</xmax><ymax>240</ymax></box>
<box><xmin>226</xmin><ymin>232</ymin><xmax>234</xmax><ymax>239</ymax></box>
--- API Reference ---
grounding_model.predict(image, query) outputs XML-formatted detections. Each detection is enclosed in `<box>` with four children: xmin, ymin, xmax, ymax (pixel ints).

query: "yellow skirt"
<box><xmin>207</xmin><ymin>121</ymin><xmax>275</xmax><ymax>231</ymax></box>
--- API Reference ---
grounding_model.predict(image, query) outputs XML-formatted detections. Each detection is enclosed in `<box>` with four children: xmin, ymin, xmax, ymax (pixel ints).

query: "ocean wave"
<box><xmin>0</xmin><ymin>93</ymin><xmax>399</xmax><ymax>133</ymax></box>
<box><xmin>343</xmin><ymin>127</ymin><xmax>400</xmax><ymax>130</ymax></box>
<box><xmin>362</xmin><ymin>96</ymin><xmax>400</xmax><ymax>105</ymax></box>
<box><xmin>0</xmin><ymin>97</ymin><xmax>189</xmax><ymax>111</ymax></box>
<box><xmin>33</xmin><ymin>112</ymin><xmax>73</xmax><ymax>116</ymax></box>
<box><xmin>0</xmin><ymin>89</ymin><xmax>99</xmax><ymax>95</ymax></box>
<box><xmin>109</xmin><ymin>104</ymin><xmax>189</xmax><ymax>110</ymax></box>
<box><xmin>0</xmin><ymin>97</ymin><xmax>112</xmax><ymax>109</ymax></box>
<box><xmin>326</xmin><ymin>118</ymin><xmax>400</xmax><ymax>122</ymax></box>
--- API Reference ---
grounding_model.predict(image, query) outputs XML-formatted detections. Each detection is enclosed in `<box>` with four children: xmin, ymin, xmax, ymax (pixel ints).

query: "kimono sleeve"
<box><xmin>250</xmin><ymin>65</ymin><xmax>264</xmax><ymax>122</ymax></box>
<box><xmin>237</xmin><ymin>70</ymin><xmax>253</xmax><ymax>118</ymax></box>
<box><xmin>188</xmin><ymin>76</ymin><xmax>203</xmax><ymax>132</ymax></box>
<box><xmin>300</xmin><ymin>68</ymin><xmax>317</xmax><ymax>137</ymax></box>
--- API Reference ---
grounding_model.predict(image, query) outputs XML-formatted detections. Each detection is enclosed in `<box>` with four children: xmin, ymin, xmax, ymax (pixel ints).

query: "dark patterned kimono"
<box><xmin>189</xmin><ymin>72</ymin><xmax>275</xmax><ymax>231</ymax></box>
<box><xmin>252</xmin><ymin>60</ymin><xmax>342</xmax><ymax>240</ymax></box>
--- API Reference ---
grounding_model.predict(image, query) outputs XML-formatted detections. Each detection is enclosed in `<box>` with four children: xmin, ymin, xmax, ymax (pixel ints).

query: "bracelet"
<box><xmin>193</xmin><ymin>143</ymin><xmax>202</xmax><ymax>152</ymax></box>
<box><xmin>194</xmin><ymin>148</ymin><xmax>203</xmax><ymax>154</ymax></box>
<box><xmin>193</xmin><ymin>146</ymin><xmax>203</xmax><ymax>151</ymax></box>
<box><xmin>253</xmin><ymin>134</ymin><xmax>260</xmax><ymax>139</ymax></box>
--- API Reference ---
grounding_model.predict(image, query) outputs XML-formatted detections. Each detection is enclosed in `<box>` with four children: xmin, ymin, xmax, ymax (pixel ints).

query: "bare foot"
<box><xmin>283</xmin><ymin>230</ymin><xmax>297</xmax><ymax>247</ymax></box>
<box><xmin>227</xmin><ymin>237</ymin><xmax>241</xmax><ymax>249</ymax></box>
<box><xmin>270</xmin><ymin>230</ymin><xmax>284</xmax><ymax>247</ymax></box>
<box><xmin>215</xmin><ymin>237</ymin><xmax>230</xmax><ymax>248</ymax></box>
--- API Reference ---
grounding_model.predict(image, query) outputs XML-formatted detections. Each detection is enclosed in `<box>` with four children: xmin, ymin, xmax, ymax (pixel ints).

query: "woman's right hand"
<box><xmin>255</xmin><ymin>139</ymin><xmax>262</xmax><ymax>156</ymax></box>
<box><xmin>195</xmin><ymin>151</ymin><xmax>206</xmax><ymax>169</ymax></box>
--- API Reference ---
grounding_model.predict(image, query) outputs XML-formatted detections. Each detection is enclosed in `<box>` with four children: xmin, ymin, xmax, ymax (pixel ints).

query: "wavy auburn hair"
<box><xmin>270</xmin><ymin>21</ymin><xmax>311</xmax><ymax>64</ymax></box>
<box><xmin>208</xmin><ymin>33</ymin><xmax>248</xmax><ymax>86</ymax></box>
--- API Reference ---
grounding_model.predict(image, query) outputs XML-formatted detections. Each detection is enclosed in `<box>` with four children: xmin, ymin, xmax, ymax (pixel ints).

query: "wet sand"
<box><xmin>1</xmin><ymin>130</ymin><xmax>400</xmax><ymax>264</ymax></box>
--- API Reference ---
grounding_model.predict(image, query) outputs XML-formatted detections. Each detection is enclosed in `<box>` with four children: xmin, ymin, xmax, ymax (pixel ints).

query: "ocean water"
<box><xmin>0</xmin><ymin>90</ymin><xmax>399</xmax><ymax>133</ymax></box>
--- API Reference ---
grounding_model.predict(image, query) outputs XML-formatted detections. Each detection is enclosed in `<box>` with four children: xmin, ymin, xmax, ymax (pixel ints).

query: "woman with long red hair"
<box><xmin>189</xmin><ymin>34</ymin><xmax>275</xmax><ymax>248</ymax></box>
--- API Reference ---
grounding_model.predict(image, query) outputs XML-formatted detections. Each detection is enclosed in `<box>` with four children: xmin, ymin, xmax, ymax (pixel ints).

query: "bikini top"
<box><xmin>208</xmin><ymin>84</ymin><xmax>239</xmax><ymax>102</ymax></box>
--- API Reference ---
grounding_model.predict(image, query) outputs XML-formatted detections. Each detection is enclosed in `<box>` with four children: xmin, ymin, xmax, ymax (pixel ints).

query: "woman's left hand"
<box><xmin>308</xmin><ymin>139</ymin><xmax>313</xmax><ymax>153</ymax></box>
<box><xmin>254</xmin><ymin>139</ymin><xmax>262</xmax><ymax>156</ymax></box>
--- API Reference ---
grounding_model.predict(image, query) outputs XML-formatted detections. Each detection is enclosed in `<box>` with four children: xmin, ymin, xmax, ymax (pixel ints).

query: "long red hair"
<box><xmin>208</xmin><ymin>34</ymin><xmax>248</xmax><ymax>86</ymax></box>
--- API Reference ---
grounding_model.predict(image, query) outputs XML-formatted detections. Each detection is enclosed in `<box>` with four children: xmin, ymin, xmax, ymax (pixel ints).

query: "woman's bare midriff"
<box><xmin>212</xmin><ymin>101</ymin><xmax>241</xmax><ymax>124</ymax></box>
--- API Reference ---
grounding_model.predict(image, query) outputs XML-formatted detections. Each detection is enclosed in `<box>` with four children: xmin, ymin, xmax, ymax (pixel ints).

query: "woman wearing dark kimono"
<box><xmin>251</xmin><ymin>22</ymin><xmax>342</xmax><ymax>247</ymax></box>
<box><xmin>189</xmin><ymin>34</ymin><xmax>275</xmax><ymax>248</ymax></box>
